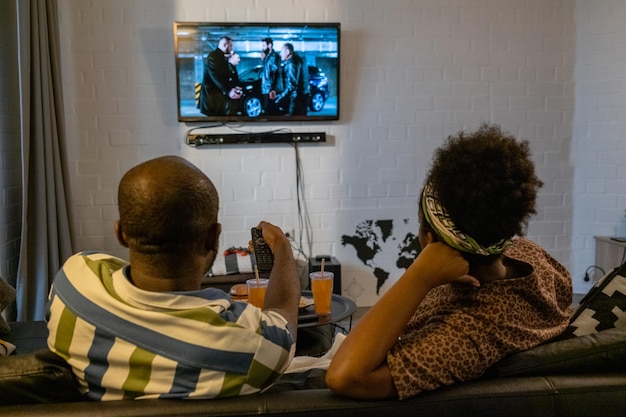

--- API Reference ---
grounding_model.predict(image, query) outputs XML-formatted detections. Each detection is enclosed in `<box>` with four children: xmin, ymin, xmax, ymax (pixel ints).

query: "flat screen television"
<box><xmin>174</xmin><ymin>22</ymin><xmax>340</xmax><ymax>123</ymax></box>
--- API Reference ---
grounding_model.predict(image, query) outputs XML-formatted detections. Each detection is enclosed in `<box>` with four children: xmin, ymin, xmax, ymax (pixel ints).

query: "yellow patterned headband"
<box><xmin>421</xmin><ymin>182</ymin><xmax>511</xmax><ymax>256</ymax></box>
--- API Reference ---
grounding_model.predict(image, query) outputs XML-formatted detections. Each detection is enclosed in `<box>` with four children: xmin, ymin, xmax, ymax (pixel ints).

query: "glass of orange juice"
<box><xmin>246</xmin><ymin>278</ymin><xmax>269</xmax><ymax>308</ymax></box>
<box><xmin>310</xmin><ymin>271</ymin><xmax>333</xmax><ymax>315</ymax></box>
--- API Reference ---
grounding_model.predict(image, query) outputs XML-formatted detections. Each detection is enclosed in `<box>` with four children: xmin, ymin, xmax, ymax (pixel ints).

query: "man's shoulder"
<box><xmin>207</xmin><ymin>49</ymin><xmax>224</xmax><ymax>62</ymax></box>
<box><xmin>67</xmin><ymin>250</ymin><xmax>126</xmax><ymax>262</ymax></box>
<box><xmin>292</xmin><ymin>53</ymin><xmax>304</xmax><ymax>64</ymax></box>
<box><xmin>62</xmin><ymin>251</ymin><xmax>128</xmax><ymax>277</ymax></box>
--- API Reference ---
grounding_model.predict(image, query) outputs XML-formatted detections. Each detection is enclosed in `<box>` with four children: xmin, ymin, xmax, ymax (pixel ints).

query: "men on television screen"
<box><xmin>271</xmin><ymin>43</ymin><xmax>308</xmax><ymax>116</ymax></box>
<box><xmin>199</xmin><ymin>36</ymin><xmax>243</xmax><ymax>116</ymax></box>
<box><xmin>198</xmin><ymin>36</ymin><xmax>314</xmax><ymax>118</ymax></box>
<box><xmin>260</xmin><ymin>37</ymin><xmax>281</xmax><ymax>116</ymax></box>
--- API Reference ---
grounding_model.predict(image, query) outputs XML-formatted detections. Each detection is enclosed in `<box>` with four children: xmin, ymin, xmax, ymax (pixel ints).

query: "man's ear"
<box><xmin>204</xmin><ymin>222</ymin><xmax>221</xmax><ymax>253</ymax></box>
<box><xmin>114</xmin><ymin>220</ymin><xmax>129</xmax><ymax>248</ymax></box>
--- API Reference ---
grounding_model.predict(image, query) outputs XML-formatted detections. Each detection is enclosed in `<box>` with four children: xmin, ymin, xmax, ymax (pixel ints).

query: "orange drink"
<box><xmin>310</xmin><ymin>271</ymin><xmax>333</xmax><ymax>315</ymax></box>
<box><xmin>246</xmin><ymin>278</ymin><xmax>269</xmax><ymax>308</ymax></box>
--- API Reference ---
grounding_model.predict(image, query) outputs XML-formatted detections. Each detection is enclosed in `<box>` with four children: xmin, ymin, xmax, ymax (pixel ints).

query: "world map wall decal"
<box><xmin>336</xmin><ymin>209</ymin><xmax>421</xmax><ymax>306</ymax></box>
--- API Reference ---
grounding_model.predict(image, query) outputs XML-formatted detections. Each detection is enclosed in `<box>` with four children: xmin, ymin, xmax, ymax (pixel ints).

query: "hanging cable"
<box><xmin>292</xmin><ymin>142</ymin><xmax>313</xmax><ymax>258</ymax></box>
<box><xmin>584</xmin><ymin>265</ymin><xmax>606</xmax><ymax>282</ymax></box>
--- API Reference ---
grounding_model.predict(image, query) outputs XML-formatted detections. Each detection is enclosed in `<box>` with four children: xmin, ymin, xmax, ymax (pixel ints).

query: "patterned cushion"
<box><xmin>0</xmin><ymin>277</ymin><xmax>16</xmax><ymax>334</ymax></box>
<box><xmin>558</xmin><ymin>261</ymin><xmax>626</xmax><ymax>339</ymax></box>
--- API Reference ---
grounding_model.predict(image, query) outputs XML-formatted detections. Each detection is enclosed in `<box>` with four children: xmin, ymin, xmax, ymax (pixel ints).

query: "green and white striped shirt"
<box><xmin>46</xmin><ymin>252</ymin><xmax>295</xmax><ymax>400</ymax></box>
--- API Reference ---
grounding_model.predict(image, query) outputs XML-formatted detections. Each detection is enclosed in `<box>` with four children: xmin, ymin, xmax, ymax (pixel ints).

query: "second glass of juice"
<box><xmin>309</xmin><ymin>271</ymin><xmax>333</xmax><ymax>315</ymax></box>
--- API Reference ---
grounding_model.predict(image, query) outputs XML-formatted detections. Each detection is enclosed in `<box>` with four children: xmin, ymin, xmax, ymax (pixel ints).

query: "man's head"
<box><xmin>116</xmin><ymin>156</ymin><xmax>220</xmax><ymax>270</ymax></box>
<box><xmin>217</xmin><ymin>36</ymin><xmax>233</xmax><ymax>54</ymax></box>
<box><xmin>261</xmin><ymin>37</ymin><xmax>273</xmax><ymax>54</ymax></box>
<box><xmin>280</xmin><ymin>43</ymin><xmax>294</xmax><ymax>61</ymax></box>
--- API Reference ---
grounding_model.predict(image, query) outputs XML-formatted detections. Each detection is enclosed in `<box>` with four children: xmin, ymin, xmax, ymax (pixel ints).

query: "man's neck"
<box><xmin>126</xmin><ymin>254</ymin><xmax>204</xmax><ymax>292</ymax></box>
<box><xmin>126</xmin><ymin>267</ymin><xmax>202</xmax><ymax>292</ymax></box>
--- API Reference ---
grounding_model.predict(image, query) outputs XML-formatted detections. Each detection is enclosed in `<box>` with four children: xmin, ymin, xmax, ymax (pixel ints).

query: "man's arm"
<box><xmin>254</xmin><ymin>221</ymin><xmax>300</xmax><ymax>336</ymax></box>
<box><xmin>269</xmin><ymin>53</ymin><xmax>280</xmax><ymax>91</ymax></box>
<box><xmin>276</xmin><ymin>61</ymin><xmax>297</xmax><ymax>102</ymax></box>
<box><xmin>206</xmin><ymin>52</ymin><xmax>231</xmax><ymax>95</ymax></box>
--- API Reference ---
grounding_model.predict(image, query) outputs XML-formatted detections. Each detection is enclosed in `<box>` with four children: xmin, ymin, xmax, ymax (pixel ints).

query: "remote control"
<box><xmin>251</xmin><ymin>228</ymin><xmax>274</xmax><ymax>272</ymax></box>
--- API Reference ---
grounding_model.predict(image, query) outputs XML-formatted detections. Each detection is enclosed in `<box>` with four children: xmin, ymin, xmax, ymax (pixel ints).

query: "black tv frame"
<box><xmin>173</xmin><ymin>22</ymin><xmax>340</xmax><ymax>123</ymax></box>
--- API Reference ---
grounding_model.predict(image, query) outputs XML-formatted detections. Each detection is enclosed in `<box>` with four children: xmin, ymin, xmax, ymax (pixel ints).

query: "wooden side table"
<box><xmin>594</xmin><ymin>236</ymin><xmax>626</xmax><ymax>280</ymax></box>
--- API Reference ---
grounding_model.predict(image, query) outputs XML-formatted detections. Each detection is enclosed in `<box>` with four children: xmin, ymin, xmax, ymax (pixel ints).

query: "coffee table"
<box><xmin>297</xmin><ymin>290</ymin><xmax>357</xmax><ymax>329</ymax></box>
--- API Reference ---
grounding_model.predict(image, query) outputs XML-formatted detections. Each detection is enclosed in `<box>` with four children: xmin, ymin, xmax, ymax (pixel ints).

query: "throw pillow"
<box><xmin>0</xmin><ymin>350</ymin><xmax>83</xmax><ymax>405</ymax></box>
<box><xmin>0</xmin><ymin>339</ymin><xmax>15</xmax><ymax>356</ymax></box>
<box><xmin>486</xmin><ymin>326</ymin><xmax>626</xmax><ymax>377</ymax></box>
<box><xmin>0</xmin><ymin>277</ymin><xmax>16</xmax><ymax>334</ymax></box>
<box><xmin>558</xmin><ymin>260</ymin><xmax>626</xmax><ymax>339</ymax></box>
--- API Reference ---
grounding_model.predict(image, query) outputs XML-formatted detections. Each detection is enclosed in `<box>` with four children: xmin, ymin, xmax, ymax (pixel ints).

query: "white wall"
<box><xmin>56</xmin><ymin>0</ymin><xmax>591</xmax><ymax>292</ymax></box>
<box><xmin>572</xmin><ymin>0</ymin><xmax>626</xmax><ymax>284</ymax></box>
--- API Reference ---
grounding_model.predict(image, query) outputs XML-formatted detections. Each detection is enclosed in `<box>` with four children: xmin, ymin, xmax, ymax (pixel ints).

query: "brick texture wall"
<box><xmin>49</xmin><ymin>0</ymin><xmax>626</xmax><ymax>294</ymax></box>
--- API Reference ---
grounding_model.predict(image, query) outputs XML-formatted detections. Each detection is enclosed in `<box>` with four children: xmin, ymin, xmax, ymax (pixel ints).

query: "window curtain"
<box><xmin>15</xmin><ymin>0</ymin><xmax>73</xmax><ymax>321</ymax></box>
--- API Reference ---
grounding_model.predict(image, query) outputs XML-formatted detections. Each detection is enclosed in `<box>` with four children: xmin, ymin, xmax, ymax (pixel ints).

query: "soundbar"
<box><xmin>186</xmin><ymin>132</ymin><xmax>326</xmax><ymax>147</ymax></box>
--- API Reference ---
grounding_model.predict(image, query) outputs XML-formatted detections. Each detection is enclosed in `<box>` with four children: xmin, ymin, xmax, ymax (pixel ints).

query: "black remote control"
<box><xmin>251</xmin><ymin>228</ymin><xmax>274</xmax><ymax>272</ymax></box>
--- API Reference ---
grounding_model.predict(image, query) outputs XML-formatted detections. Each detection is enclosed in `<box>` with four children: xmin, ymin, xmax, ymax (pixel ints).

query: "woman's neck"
<box><xmin>470</xmin><ymin>256</ymin><xmax>527</xmax><ymax>283</ymax></box>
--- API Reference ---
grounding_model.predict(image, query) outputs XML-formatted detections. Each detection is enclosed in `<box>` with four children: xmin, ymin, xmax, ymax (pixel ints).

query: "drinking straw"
<box><xmin>254</xmin><ymin>265</ymin><xmax>260</xmax><ymax>284</ymax></box>
<box><xmin>321</xmin><ymin>258</ymin><xmax>325</xmax><ymax>277</ymax></box>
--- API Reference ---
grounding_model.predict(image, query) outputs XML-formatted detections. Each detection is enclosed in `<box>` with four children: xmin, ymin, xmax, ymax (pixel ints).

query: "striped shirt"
<box><xmin>46</xmin><ymin>252</ymin><xmax>295</xmax><ymax>401</ymax></box>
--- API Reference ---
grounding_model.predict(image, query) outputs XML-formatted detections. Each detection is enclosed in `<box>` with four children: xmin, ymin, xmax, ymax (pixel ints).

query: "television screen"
<box><xmin>174</xmin><ymin>22</ymin><xmax>340</xmax><ymax>123</ymax></box>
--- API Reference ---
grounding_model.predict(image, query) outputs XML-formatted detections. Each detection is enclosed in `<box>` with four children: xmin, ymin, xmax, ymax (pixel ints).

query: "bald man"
<box><xmin>46</xmin><ymin>156</ymin><xmax>300</xmax><ymax>401</ymax></box>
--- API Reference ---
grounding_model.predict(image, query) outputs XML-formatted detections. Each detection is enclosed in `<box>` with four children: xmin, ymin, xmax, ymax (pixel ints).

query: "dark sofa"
<box><xmin>2</xmin><ymin>268</ymin><xmax>626</xmax><ymax>416</ymax></box>
<box><xmin>2</xmin><ymin>320</ymin><xmax>626</xmax><ymax>416</ymax></box>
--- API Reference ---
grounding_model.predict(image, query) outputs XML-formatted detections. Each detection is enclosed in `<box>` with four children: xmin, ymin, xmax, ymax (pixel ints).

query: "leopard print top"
<box><xmin>387</xmin><ymin>238</ymin><xmax>573</xmax><ymax>400</ymax></box>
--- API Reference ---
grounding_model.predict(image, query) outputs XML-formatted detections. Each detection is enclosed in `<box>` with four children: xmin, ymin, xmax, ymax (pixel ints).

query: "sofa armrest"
<box><xmin>486</xmin><ymin>326</ymin><xmax>626</xmax><ymax>377</ymax></box>
<box><xmin>0</xmin><ymin>349</ymin><xmax>83</xmax><ymax>405</ymax></box>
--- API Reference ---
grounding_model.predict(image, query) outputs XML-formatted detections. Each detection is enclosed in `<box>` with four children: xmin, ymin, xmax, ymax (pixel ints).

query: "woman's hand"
<box><xmin>409</xmin><ymin>242</ymin><xmax>479</xmax><ymax>289</ymax></box>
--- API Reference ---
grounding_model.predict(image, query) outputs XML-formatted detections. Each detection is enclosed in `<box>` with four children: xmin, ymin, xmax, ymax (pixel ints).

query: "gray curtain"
<box><xmin>15</xmin><ymin>0</ymin><xmax>73</xmax><ymax>321</ymax></box>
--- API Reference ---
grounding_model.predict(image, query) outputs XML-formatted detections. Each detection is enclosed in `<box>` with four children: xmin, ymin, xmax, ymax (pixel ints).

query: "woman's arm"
<box><xmin>326</xmin><ymin>241</ymin><xmax>477</xmax><ymax>399</ymax></box>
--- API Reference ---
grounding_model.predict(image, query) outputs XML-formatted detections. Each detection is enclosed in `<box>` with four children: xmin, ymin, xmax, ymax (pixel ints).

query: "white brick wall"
<box><xmin>51</xmin><ymin>0</ymin><xmax>625</xmax><ymax>295</ymax></box>
<box><xmin>572</xmin><ymin>0</ymin><xmax>626</xmax><ymax>289</ymax></box>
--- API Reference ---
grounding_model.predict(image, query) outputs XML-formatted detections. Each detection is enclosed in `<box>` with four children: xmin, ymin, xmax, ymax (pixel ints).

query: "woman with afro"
<box><xmin>327</xmin><ymin>123</ymin><xmax>572</xmax><ymax>400</ymax></box>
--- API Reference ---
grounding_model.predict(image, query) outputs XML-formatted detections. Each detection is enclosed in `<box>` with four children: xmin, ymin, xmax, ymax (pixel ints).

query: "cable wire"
<box><xmin>184</xmin><ymin>124</ymin><xmax>315</xmax><ymax>259</ymax></box>
<box><xmin>584</xmin><ymin>265</ymin><xmax>606</xmax><ymax>282</ymax></box>
<box><xmin>292</xmin><ymin>142</ymin><xmax>313</xmax><ymax>258</ymax></box>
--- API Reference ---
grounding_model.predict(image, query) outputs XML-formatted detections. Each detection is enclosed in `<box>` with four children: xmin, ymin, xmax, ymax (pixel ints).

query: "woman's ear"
<box><xmin>426</xmin><ymin>231</ymin><xmax>438</xmax><ymax>244</ymax></box>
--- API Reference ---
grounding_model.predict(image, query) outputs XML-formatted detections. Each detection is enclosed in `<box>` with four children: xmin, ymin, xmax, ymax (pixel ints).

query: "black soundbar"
<box><xmin>186</xmin><ymin>132</ymin><xmax>326</xmax><ymax>147</ymax></box>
